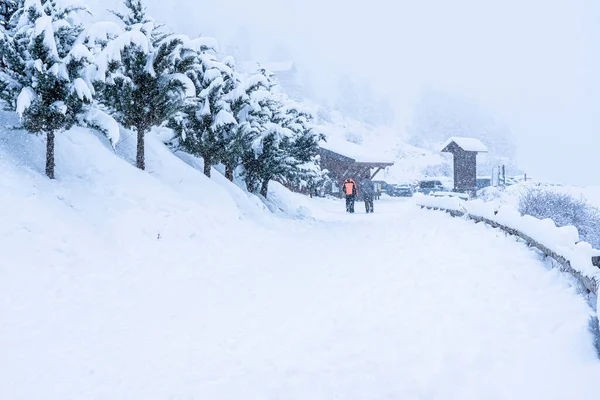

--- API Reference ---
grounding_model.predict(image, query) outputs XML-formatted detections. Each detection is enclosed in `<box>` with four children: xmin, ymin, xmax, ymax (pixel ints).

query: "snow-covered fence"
<box><xmin>414</xmin><ymin>194</ymin><xmax>600</xmax><ymax>299</ymax></box>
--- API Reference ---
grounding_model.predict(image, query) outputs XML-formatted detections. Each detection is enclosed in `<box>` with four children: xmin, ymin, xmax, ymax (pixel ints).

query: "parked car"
<box><xmin>417</xmin><ymin>179</ymin><xmax>444</xmax><ymax>195</ymax></box>
<box><xmin>372</xmin><ymin>181</ymin><xmax>411</xmax><ymax>197</ymax></box>
<box><xmin>390</xmin><ymin>183</ymin><xmax>414</xmax><ymax>197</ymax></box>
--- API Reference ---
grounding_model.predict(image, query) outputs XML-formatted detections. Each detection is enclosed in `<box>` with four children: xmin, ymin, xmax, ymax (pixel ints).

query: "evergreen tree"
<box><xmin>243</xmin><ymin>123</ymin><xmax>290</xmax><ymax>197</ymax></box>
<box><xmin>241</xmin><ymin>68</ymin><xmax>324</xmax><ymax>198</ymax></box>
<box><xmin>240</xmin><ymin>68</ymin><xmax>287</xmax><ymax>196</ymax></box>
<box><xmin>0</xmin><ymin>0</ymin><xmax>94</xmax><ymax>179</ymax></box>
<box><xmin>220</xmin><ymin>57</ymin><xmax>262</xmax><ymax>182</ymax></box>
<box><xmin>278</xmin><ymin>103</ymin><xmax>325</xmax><ymax>192</ymax></box>
<box><xmin>95</xmin><ymin>0</ymin><xmax>190</xmax><ymax>170</ymax></box>
<box><xmin>76</xmin><ymin>18</ymin><xmax>121</xmax><ymax>57</ymax></box>
<box><xmin>71</xmin><ymin>16</ymin><xmax>124</xmax><ymax>147</ymax></box>
<box><xmin>0</xmin><ymin>0</ymin><xmax>20</xmax><ymax>31</ymax></box>
<box><xmin>169</xmin><ymin>48</ymin><xmax>236</xmax><ymax>177</ymax></box>
<box><xmin>109</xmin><ymin>0</ymin><xmax>147</xmax><ymax>28</ymax></box>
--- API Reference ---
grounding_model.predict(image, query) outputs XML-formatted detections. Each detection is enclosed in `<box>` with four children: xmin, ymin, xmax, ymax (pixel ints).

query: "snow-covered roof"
<box><xmin>441</xmin><ymin>137</ymin><xmax>488</xmax><ymax>153</ymax></box>
<box><xmin>320</xmin><ymin>136</ymin><xmax>394</xmax><ymax>164</ymax></box>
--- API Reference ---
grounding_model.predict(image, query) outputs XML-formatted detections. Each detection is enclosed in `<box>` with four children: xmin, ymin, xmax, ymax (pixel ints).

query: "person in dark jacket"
<box><xmin>342</xmin><ymin>178</ymin><xmax>357</xmax><ymax>213</ymax></box>
<box><xmin>360</xmin><ymin>174</ymin><xmax>375</xmax><ymax>213</ymax></box>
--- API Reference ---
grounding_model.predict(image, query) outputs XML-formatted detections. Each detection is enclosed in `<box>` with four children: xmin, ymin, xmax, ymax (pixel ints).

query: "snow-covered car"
<box><xmin>390</xmin><ymin>183</ymin><xmax>414</xmax><ymax>197</ymax></box>
<box><xmin>417</xmin><ymin>180</ymin><xmax>444</xmax><ymax>195</ymax></box>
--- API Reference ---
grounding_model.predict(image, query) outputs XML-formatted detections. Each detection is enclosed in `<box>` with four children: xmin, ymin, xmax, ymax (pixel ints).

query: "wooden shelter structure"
<box><xmin>318</xmin><ymin>144</ymin><xmax>394</xmax><ymax>197</ymax></box>
<box><xmin>441</xmin><ymin>137</ymin><xmax>488</xmax><ymax>195</ymax></box>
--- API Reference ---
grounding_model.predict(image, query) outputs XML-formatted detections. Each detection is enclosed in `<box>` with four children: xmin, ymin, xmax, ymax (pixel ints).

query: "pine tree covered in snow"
<box><xmin>220</xmin><ymin>57</ymin><xmax>259</xmax><ymax>181</ymax></box>
<box><xmin>108</xmin><ymin>0</ymin><xmax>147</xmax><ymax>29</ymax></box>
<box><xmin>243</xmin><ymin>124</ymin><xmax>290</xmax><ymax>197</ymax></box>
<box><xmin>0</xmin><ymin>0</ymin><xmax>94</xmax><ymax>178</ymax></box>
<box><xmin>240</xmin><ymin>68</ymin><xmax>323</xmax><ymax>198</ymax></box>
<box><xmin>95</xmin><ymin>0</ymin><xmax>190</xmax><ymax>170</ymax></box>
<box><xmin>0</xmin><ymin>0</ymin><xmax>20</xmax><ymax>31</ymax></box>
<box><xmin>240</xmin><ymin>68</ymin><xmax>286</xmax><ymax>196</ymax></box>
<box><xmin>74</xmin><ymin>18</ymin><xmax>123</xmax><ymax>147</ymax></box>
<box><xmin>0</xmin><ymin>0</ymin><xmax>20</xmax><ymax>90</ymax></box>
<box><xmin>278</xmin><ymin>103</ymin><xmax>325</xmax><ymax>193</ymax></box>
<box><xmin>243</xmin><ymin>70</ymin><xmax>322</xmax><ymax>197</ymax></box>
<box><xmin>169</xmin><ymin>46</ymin><xmax>237</xmax><ymax>178</ymax></box>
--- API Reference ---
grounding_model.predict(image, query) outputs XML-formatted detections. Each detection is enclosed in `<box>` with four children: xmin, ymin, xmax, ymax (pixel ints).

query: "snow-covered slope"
<box><xmin>1</xmin><ymin>112</ymin><xmax>599</xmax><ymax>399</ymax></box>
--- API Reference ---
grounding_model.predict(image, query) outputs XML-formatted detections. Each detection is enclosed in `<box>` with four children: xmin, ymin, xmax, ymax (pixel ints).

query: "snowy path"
<box><xmin>2</xmin><ymin>196</ymin><xmax>599</xmax><ymax>399</ymax></box>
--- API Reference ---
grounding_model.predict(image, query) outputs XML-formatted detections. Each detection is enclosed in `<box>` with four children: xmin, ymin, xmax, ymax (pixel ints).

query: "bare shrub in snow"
<box><xmin>518</xmin><ymin>188</ymin><xmax>600</xmax><ymax>248</ymax></box>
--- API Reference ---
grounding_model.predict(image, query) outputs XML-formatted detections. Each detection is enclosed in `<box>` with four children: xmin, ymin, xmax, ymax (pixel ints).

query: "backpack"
<box><xmin>343</xmin><ymin>180</ymin><xmax>356</xmax><ymax>195</ymax></box>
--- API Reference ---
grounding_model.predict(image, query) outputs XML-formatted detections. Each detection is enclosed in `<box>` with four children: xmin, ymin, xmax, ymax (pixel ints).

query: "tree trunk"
<box><xmin>45</xmin><ymin>131</ymin><xmax>55</xmax><ymax>179</ymax></box>
<box><xmin>260</xmin><ymin>179</ymin><xmax>269</xmax><ymax>198</ymax></box>
<box><xmin>225</xmin><ymin>163</ymin><xmax>234</xmax><ymax>181</ymax></box>
<box><xmin>203</xmin><ymin>155</ymin><xmax>211</xmax><ymax>177</ymax></box>
<box><xmin>136</xmin><ymin>126</ymin><xmax>145</xmax><ymax>170</ymax></box>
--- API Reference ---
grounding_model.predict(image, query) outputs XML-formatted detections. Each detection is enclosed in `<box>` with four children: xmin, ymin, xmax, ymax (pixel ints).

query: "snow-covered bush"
<box><xmin>518</xmin><ymin>188</ymin><xmax>600</xmax><ymax>248</ymax></box>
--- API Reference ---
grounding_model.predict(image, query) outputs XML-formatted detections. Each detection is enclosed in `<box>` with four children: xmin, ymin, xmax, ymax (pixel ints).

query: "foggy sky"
<box><xmin>87</xmin><ymin>0</ymin><xmax>600</xmax><ymax>185</ymax></box>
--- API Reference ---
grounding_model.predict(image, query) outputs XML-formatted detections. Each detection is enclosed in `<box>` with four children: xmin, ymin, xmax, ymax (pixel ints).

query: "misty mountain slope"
<box><xmin>406</xmin><ymin>87</ymin><xmax>520</xmax><ymax>175</ymax></box>
<box><xmin>2</xmin><ymin>111</ymin><xmax>600</xmax><ymax>399</ymax></box>
<box><xmin>313</xmin><ymin>104</ymin><xmax>451</xmax><ymax>183</ymax></box>
<box><xmin>314</xmin><ymin>96</ymin><xmax>522</xmax><ymax>184</ymax></box>
<box><xmin>318</xmin><ymin>86</ymin><xmax>526</xmax><ymax>184</ymax></box>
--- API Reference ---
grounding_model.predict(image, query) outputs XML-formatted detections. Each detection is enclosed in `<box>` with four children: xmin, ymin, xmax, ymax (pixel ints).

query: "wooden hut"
<box><xmin>318</xmin><ymin>138</ymin><xmax>394</xmax><ymax>197</ymax></box>
<box><xmin>440</xmin><ymin>137</ymin><xmax>488</xmax><ymax>195</ymax></box>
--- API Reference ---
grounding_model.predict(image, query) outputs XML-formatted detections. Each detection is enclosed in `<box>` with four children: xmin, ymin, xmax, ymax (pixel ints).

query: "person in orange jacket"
<box><xmin>342</xmin><ymin>178</ymin><xmax>358</xmax><ymax>213</ymax></box>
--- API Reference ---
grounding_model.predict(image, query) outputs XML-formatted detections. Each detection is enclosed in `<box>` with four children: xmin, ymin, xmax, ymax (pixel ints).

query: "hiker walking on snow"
<box><xmin>342</xmin><ymin>178</ymin><xmax>357</xmax><ymax>213</ymax></box>
<box><xmin>360</xmin><ymin>173</ymin><xmax>375</xmax><ymax>213</ymax></box>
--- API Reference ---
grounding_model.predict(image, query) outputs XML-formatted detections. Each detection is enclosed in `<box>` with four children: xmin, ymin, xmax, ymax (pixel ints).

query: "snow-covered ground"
<box><xmin>1</xmin><ymin>121</ymin><xmax>599</xmax><ymax>399</ymax></box>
